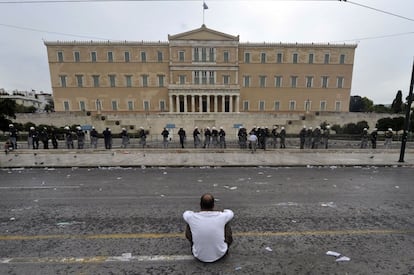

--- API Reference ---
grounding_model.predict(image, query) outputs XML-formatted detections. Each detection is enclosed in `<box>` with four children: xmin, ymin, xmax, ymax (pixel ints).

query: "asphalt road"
<box><xmin>0</xmin><ymin>166</ymin><xmax>413</xmax><ymax>274</ymax></box>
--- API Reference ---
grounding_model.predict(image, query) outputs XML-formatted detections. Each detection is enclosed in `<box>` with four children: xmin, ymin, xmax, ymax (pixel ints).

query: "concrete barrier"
<box><xmin>1</xmin><ymin>149</ymin><xmax>413</xmax><ymax>168</ymax></box>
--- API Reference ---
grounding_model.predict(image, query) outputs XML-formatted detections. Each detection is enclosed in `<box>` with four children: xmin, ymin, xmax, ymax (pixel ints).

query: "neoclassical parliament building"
<box><xmin>45</xmin><ymin>25</ymin><xmax>357</xmax><ymax>114</ymax></box>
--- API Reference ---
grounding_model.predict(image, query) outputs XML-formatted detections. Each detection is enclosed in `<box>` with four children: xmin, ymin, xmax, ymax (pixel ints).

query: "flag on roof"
<box><xmin>203</xmin><ymin>2</ymin><xmax>208</xmax><ymax>9</ymax></box>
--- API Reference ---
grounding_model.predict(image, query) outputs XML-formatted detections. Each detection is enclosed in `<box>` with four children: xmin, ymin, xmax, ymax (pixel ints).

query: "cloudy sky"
<box><xmin>0</xmin><ymin>0</ymin><xmax>413</xmax><ymax>105</ymax></box>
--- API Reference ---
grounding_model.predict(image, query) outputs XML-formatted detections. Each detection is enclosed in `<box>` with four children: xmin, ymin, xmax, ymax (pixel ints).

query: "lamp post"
<box><xmin>398</xmin><ymin>60</ymin><xmax>414</xmax><ymax>163</ymax></box>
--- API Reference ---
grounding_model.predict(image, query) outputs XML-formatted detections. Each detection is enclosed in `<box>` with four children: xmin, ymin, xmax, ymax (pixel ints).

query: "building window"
<box><xmin>209</xmin><ymin>71</ymin><xmax>214</xmax><ymax>84</ymax></box>
<box><xmin>158</xmin><ymin>75</ymin><xmax>165</xmax><ymax>87</ymax></box>
<box><xmin>201</xmin><ymin>48</ymin><xmax>207</xmax><ymax>62</ymax></box>
<box><xmin>201</xmin><ymin>71</ymin><xmax>207</xmax><ymax>84</ymax></box>
<box><xmin>74</xmin><ymin>51</ymin><xmax>80</xmax><ymax>62</ymax></box>
<box><xmin>320</xmin><ymin>101</ymin><xmax>327</xmax><ymax>111</ymax></box>
<box><xmin>223</xmin><ymin>75</ymin><xmax>230</xmax><ymax>85</ymax></box>
<box><xmin>290</xmin><ymin>76</ymin><xmax>297</xmax><ymax>88</ymax></box>
<box><xmin>193</xmin><ymin>48</ymin><xmax>199</xmax><ymax>62</ymax></box>
<box><xmin>109</xmin><ymin>75</ymin><xmax>116</xmax><ymax>88</ymax></box>
<box><xmin>157</xmin><ymin>51</ymin><xmax>163</xmax><ymax>62</ymax></box>
<box><xmin>244</xmin><ymin>52</ymin><xmax>250</xmax><ymax>63</ymax></box>
<box><xmin>92</xmin><ymin>75</ymin><xmax>100</xmax><ymax>87</ymax></box>
<box><xmin>63</xmin><ymin>101</ymin><xmax>69</xmax><ymax>111</ymax></box>
<box><xmin>308</xmin><ymin>53</ymin><xmax>314</xmax><ymax>64</ymax></box>
<box><xmin>91</xmin><ymin>51</ymin><xmax>97</xmax><ymax>62</ymax></box>
<box><xmin>209</xmin><ymin>48</ymin><xmax>215</xmax><ymax>62</ymax></box>
<box><xmin>340</xmin><ymin>54</ymin><xmax>345</xmax><ymax>64</ymax></box>
<box><xmin>160</xmin><ymin>100</ymin><xmax>165</xmax><ymax>112</ymax></box>
<box><xmin>141</xmin><ymin>52</ymin><xmax>147</xmax><ymax>62</ymax></box>
<box><xmin>96</xmin><ymin>99</ymin><xmax>102</xmax><ymax>111</ymax></box>
<box><xmin>243</xmin><ymin>76</ymin><xmax>250</xmax><ymax>87</ymax></box>
<box><xmin>275</xmin><ymin>76</ymin><xmax>282</xmax><ymax>88</ymax></box>
<box><xmin>143</xmin><ymin>100</ymin><xmax>150</xmax><ymax>111</ymax></box>
<box><xmin>335</xmin><ymin>101</ymin><xmax>341</xmax><ymax>112</ymax></box>
<box><xmin>124</xmin><ymin>51</ymin><xmax>130</xmax><ymax>62</ymax></box>
<box><xmin>179</xmin><ymin>75</ymin><xmax>185</xmax><ymax>85</ymax></box>
<box><xmin>125</xmin><ymin>75</ymin><xmax>132</xmax><ymax>87</ymax></box>
<box><xmin>79</xmin><ymin>101</ymin><xmax>86</xmax><ymax>111</ymax></box>
<box><xmin>305</xmin><ymin>100</ymin><xmax>311</xmax><ymax>112</ymax></box>
<box><xmin>76</xmin><ymin>75</ymin><xmax>83</xmax><ymax>87</ymax></box>
<box><xmin>223</xmin><ymin>51</ymin><xmax>229</xmax><ymax>63</ymax></box>
<box><xmin>259</xmin><ymin>101</ymin><xmax>265</xmax><ymax>111</ymax></box>
<box><xmin>57</xmin><ymin>51</ymin><xmax>64</xmax><ymax>62</ymax></box>
<box><xmin>337</xmin><ymin>77</ymin><xmax>344</xmax><ymax>88</ymax></box>
<box><xmin>60</xmin><ymin>75</ymin><xmax>67</xmax><ymax>87</ymax></box>
<box><xmin>179</xmin><ymin>51</ymin><xmax>185</xmax><ymax>62</ymax></box>
<box><xmin>127</xmin><ymin>101</ymin><xmax>134</xmax><ymax>111</ymax></box>
<box><xmin>274</xmin><ymin>101</ymin><xmax>280</xmax><ymax>111</ymax></box>
<box><xmin>260</xmin><ymin>53</ymin><xmax>266</xmax><ymax>63</ymax></box>
<box><xmin>306</xmin><ymin>76</ymin><xmax>313</xmax><ymax>88</ymax></box>
<box><xmin>289</xmin><ymin>100</ymin><xmax>296</xmax><ymax>111</ymax></box>
<box><xmin>324</xmin><ymin>53</ymin><xmax>330</xmax><ymax>64</ymax></box>
<box><xmin>108</xmin><ymin>51</ymin><xmax>113</xmax><ymax>62</ymax></box>
<box><xmin>142</xmin><ymin>75</ymin><xmax>148</xmax><ymax>87</ymax></box>
<box><xmin>276</xmin><ymin>53</ymin><xmax>282</xmax><ymax>63</ymax></box>
<box><xmin>243</xmin><ymin>101</ymin><xmax>249</xmax><ymax>111</ymax></box>
<box><xmin>194</xmin><ymin>71</ymin><xmax>200</xmax><ymax>84</ymax></box>
<box><xmin>292</xmin><ymin>53</ymin><xmax>298</xmax><ymax>64</ymax></box>
<box><xmin>259</xmin><ymin>76</ymin><xmax>266</xmax><ymax>88</ymax></box>
<box><xmin>111</xmin><ymin>100</ymin><xmax>118</xmax><ymax>111</ymax></box>
<box><xmin>321</xmin><ymin>76</ymin><xmax>329</xmax><ymax>88</ymax></box>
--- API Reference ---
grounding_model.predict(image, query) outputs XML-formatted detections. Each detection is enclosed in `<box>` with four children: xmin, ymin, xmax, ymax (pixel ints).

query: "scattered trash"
<box><xmin>234</xmin><ymin>267</ymin><xmax>242</xmax><ymax>271</ymax></box>
<box><xmin>163</xmin><ymin>172</ymin><xmax>167</xmax><ymax>175</ymax></box>
<box><xmin>326</xmin><ymin>251</ymin><xmax>351</xmax><ymax>262</ymax></box>
<box><xmin>229</xmin><ymin>186</ymin><xmax>238</xmax><ymax>190</ymax></box>
<box><xmin>326</xmin><ymin>251</ymin><xmax>341</xmax><ymax>257</ymax></box>
<box><xmin>160</xmin><ymin>194</ymin><xmax>165</xmax><ymax>197</ymax></box>
<box><xmin>291</xmin><ymin>220</ymin><xmax>297</xmax><ymax>223</ymax></box>
<box><xmin>265</xmin><ymin>247</ymin><xmax>272</xmax><ymax>252</ymax></box>
<box><xmin>122</xmin><ymin>253</ymin><xmax>132</xmax><ymax>258</ymax></box>
<box><xmin>336</xmin><ymin>256</ymin><xmax>351</xmax><ymax>262</ymax></box>
<box><xmin>323</xmin><ymin>178</ymin><xmax>328</xmax><ymax>181</ymax></box>
<box><xmin>9</xmin><ymin>217</ymin><xmax>15</xmax><ymax>221</ymax></box>
<box><xmin>321</xmin><ymin>202</ymin><xmax>336</xmax><ymax>208</ymax></box>
<box><xmin>116</xmin><ymin>177</ymin><xmax>122</xmax><ymax>180</ymax></box>
<box><xmin>198</xmin><ymin>179</ymin><xmax>203</xmax><ymax>183</ymax></box>
<box><xmin>395</xmin><ymin>186</ymin><xmax>400</xmax><ymax>189</ymax></box>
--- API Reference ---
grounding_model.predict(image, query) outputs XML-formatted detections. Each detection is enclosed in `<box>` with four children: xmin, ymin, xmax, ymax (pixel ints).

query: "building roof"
<box><xmin>168</xmin><ymin>24</ymin><xmax>239</xmax><ymax>41</ymax></box>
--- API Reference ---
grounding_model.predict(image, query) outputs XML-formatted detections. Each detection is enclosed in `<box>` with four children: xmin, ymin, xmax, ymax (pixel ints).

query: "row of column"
<box><xmin>169</xmin><ymin>94</ymin><xmax>240</xmax><ymax>113</ymax></box>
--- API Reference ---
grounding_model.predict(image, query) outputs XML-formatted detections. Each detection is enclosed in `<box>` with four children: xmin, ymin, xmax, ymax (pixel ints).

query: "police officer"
<box><xmin>219</xmin><ymin>127</ymin><xmax>226</xmax><ymax>149</ymax></box>
<box><xmin>299</xmin><ymin>126</ymin><xmax>307</xmax><ymax>149</ymax></box>
<box><xmin>90</xmin><ymin>127</ymin><xmax>98</xmax><ymax>149</ymax></box>
<box><xmin>193</xmin><ymin>127</ymin><xmax>201</xmax><ymax>148</ymax></box>
<box><xmin>8</xmin><ymin>124</ymin><xmax>18</xmax><ymax>150</ymax></box>
<box><xmin>40</xmin><ymin>127</ymin><xmax>49</xmax><ymax>149</ymax></box>
<box><xmin>64</xmin><ymin>126</ymin><xmax>74</xmax><ymax>149</ymax></box>
<box><xmin>370</xmin><ymin>128</ymin><xmax>378</xmax><ymax>149</ymax></box>
<box><xmin>76</xmin><ymin>126</ymin><xmax>85</xmax><ymax>149</ymax></box>
<box><xmin>138</xmin><ymin>127</ymin><xmax>147</xmax><ymax>148</ymax></box>
<box><xmin>121</xmin><ymin>128</ymin><xmax>129</xmax><ymax>148</ymax></box>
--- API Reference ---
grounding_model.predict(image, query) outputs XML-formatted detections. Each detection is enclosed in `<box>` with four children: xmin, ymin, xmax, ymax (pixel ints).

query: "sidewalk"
<box><xmin>1</xmin><ymin>148</ymin><xmax>413</xmax><ymax>168</ymax></box>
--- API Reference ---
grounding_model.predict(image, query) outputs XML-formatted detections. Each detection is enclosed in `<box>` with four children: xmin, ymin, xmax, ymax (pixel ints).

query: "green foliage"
<box><xmin>330</xmin><ymin>124</ymin><xmax>342</xmax><ymax>134</ymax></box>
<box><xmin>371</xmin><ymin>104</ymin><xmax>392</xmax><ymax>113</ymax></box>
<box><xmin>376</xmin><ymin>116</ymin><xmax>405</xmax><ymax>132</ymax></box>
<box><xmin>349</xmin><ymin>96</ymin><xmax>374</xmax><ymax>112</ymax></box>
<box><xmin>391</xmin><ymin>90</ymin><xmax>403</xmax><ymax>113</ymax></box>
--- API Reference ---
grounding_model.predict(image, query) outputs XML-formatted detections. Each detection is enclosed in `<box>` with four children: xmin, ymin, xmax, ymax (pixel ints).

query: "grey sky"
<box><xmin>0</xmin><ymin>0</ymin><xmax>413</xmax><ymax>105</ymax></box>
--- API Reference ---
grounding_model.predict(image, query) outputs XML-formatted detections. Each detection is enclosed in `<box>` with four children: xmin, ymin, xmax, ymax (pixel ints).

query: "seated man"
<box><xmin>183</xmin><ymin>193</ymin><xmax>234</xmax><ymax>263</ymax></box>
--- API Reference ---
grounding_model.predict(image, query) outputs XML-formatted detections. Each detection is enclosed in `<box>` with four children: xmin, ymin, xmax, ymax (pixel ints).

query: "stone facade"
<box><xmin>44</xmin><ymin>25</ymin><xmax>356</xmax><ymax>114</ymax></box>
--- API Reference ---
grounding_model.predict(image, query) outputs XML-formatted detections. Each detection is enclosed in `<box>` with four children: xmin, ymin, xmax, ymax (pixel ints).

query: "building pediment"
<box><xmin>168</xmin><ymin>25</ymin><xmax>239</xmax><ymax>42</ymax></box>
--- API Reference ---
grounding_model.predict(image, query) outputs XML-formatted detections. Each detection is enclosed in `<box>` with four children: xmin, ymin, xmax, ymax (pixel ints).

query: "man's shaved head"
<box><xmin>200</xmin><ymin>193</ymin><xmax>215</xmax><ymax>210</ymax></box>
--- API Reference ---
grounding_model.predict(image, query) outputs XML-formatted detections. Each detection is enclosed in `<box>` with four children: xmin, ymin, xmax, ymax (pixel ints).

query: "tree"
<box><xmin>371</xmin><ymin>104</ymin><xmax>392</xmax><ymax>113</ymax></box>
<box><xmin>349</xmin><ymin>96</ymin><xmax>373</xmax><ymax>112</ymax></box>
<box><xmin>391</xmin><ymin>90</ymin><xmax>403</xmax><ymax>113</ymax></box>
<box><xmin>0</xmin><ymin>99</ymin><xmax>17</xmax><ymax>132</ymax></box>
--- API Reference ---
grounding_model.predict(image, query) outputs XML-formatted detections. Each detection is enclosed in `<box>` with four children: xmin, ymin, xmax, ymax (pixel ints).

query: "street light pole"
<box><xmin>398</xmin><ymin>60</ymin><xmax>414</xmax><ymax>163</ymax></box>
